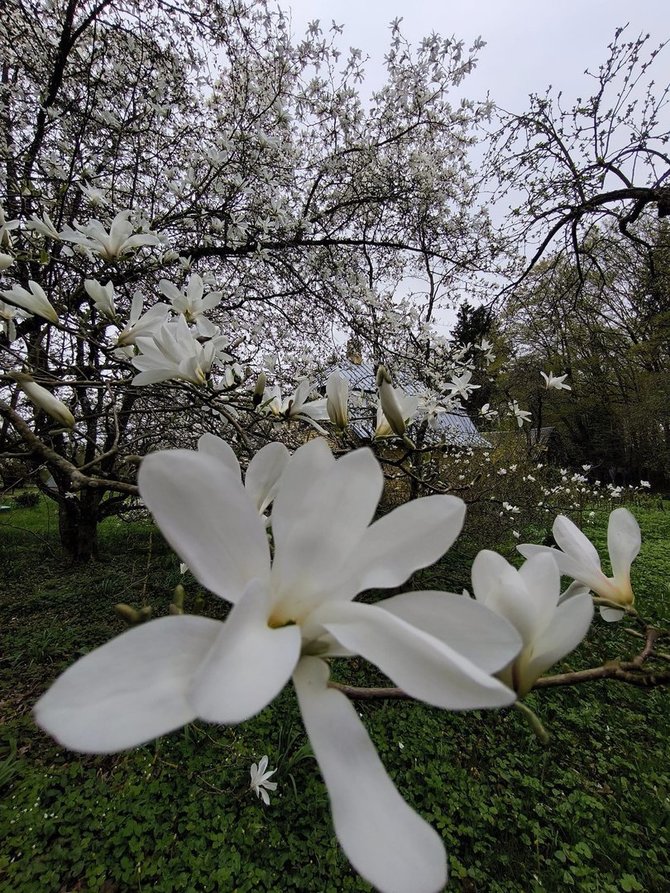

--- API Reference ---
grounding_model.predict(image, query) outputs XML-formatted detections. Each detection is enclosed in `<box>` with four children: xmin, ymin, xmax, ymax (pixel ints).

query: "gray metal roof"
<box><xmin>330</xmin><ymin>360</ymin><xmax>490</xmax><ymax>448</ymax></box>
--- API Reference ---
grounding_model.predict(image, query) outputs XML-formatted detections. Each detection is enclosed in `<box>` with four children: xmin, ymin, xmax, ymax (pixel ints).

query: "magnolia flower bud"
<box><xmin>170</xmin><ymin>583</ymin><xmax>186</xmax><ymax>615</ymax></box>
<box><xmin>252</xmin><ymin>372</ymin><xmax>266</xmax><ymax>406</ymax></box>
<box><xmin>376</xmin><ymin>366</ymin><xmax>407</xmax><ymax>437</ymax></box>
<box><xmin>12</xmin><ymin>373</ymin><xmax>75</xmax><ymax>428</ymax></box>
<box><xmin>114</xmin><ymin>603</ymin><xmax>153</xmax><ymax>625</ymax></box>
<box><xmin>326</xmin><ymin>370</ymin><xmax>348</xmax><ymax>427</ymax></box>
<box><xmin>114</xmin><ymin>603</ymin><xmax>142</xmax><ymax>625</ymax></box>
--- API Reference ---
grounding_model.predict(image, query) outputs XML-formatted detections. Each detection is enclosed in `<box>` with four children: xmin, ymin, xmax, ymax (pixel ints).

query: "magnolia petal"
<box><xmin>34</xmin><ymin>616</ymin><xmax>221</xmax><ymax>753</ymax></box>
<box><xmin>197</xmin><ymin>433</ymin><xmax>241</xmax><ymax>478</ymax></box>
<box><xmin>270</xmin><ymin>438</ymin><xmax>334</xmax><ymax>546</ymax></box>
<box><xmin>293</xmin><ymin>657</ymin><xmax>447</xmax><ymax>893</ymax></box>
<box><xmin>189</xmin><ymin>581</ymin><xmax>301</xmax><ymax>723</ymax></box>
<box><xmin>139</xmin><ymin>450</ymin><xmax>270</xmax><ymax>603</ymax></box>
<box><xmin>522</xmin><ymin>592</ymin><xmax>593</xmax><ymax>689</ymax></box>
<box><xmin>553</xmin><ymin>515</ymin><xmax>600</xmax><ymax>568</ymax></box>
<box><xmin>158</xmin><ymin>279</ymin><xmax>182</xmax><ymax>301</ymax></box>
<box><xmin>517</xmin><ymin>543</ymin><xmax>608</xmax><ymax>594</ymax></box>
<box><xmin>245</xmin><ymin>442</ymin><xmax>290</xmax><ymax>514</ymax></box>
<box><xmin>271</xmin><ymin>446</ymin><xmax>382</xmax><ymax>608</ymax></box>
<box><xmin>343</xmin><ymin>495</ymin><xmax>465</xmax><ymax>593</ymax></box>
<box><xmin>378</xmin><ymin>590</ymin><xmax>521</xmax><ymax>674</ymax></box>
<box><xmin>472</xmin><ymin>550</ymin><xmax>549</xmax><ymax>645</ymax></box>
<box><xmin>132</xmin><ymin>369</ymin><xmax>176</xmax><ymax>386</ymax></box>
<box><xmin>559</xmin><ymin>580</ymin><xmax>591</xmax><ymax>604</ymax></box>
<box><xmin>599</xmin><ymin>605</ymin><xmax>625</xmax><ymax>623</ymax></box>
<box><xmin>607</xmin><ymin>508</ymin><xmax>641</xmax><ymax>581</ymax></box>
<box><xmin>316</xmin><ymin>600</ymin><xmax>515</xmax><ymax>709</ymax></box>
<box><xmin>290</xmin><ymin>378</ymin><xmax>312</xmax><ymax>412</ymax></box>
<box><xmin>517</xmin><ymin>552</ymin><xmax>562</xmax><ymax>634</ymax></box>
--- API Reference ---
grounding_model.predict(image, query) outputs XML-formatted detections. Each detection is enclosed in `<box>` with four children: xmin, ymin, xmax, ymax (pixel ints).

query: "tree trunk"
<box><xmin>58</xmin><ymin>491</ymin><xmax>100</xmax><ymax>561</ymax></box>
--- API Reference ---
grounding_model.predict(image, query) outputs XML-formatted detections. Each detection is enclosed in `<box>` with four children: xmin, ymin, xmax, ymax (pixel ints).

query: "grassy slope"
<box><xmin>0</xmin><ymin>498</ymin><xmax>668</xmax><ymax>893</ymax></box>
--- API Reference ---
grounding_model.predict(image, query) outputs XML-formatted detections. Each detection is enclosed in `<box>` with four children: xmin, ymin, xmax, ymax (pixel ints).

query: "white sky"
<box><xmin>287</xmin><ymin>0</ymin><xmax>669</xmax><ymax>112</ymax></box>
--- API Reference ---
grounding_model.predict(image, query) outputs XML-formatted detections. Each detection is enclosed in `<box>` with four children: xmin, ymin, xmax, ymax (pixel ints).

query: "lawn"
<box><xmin>0</xmin><ymin>497</ymin><xmax>668</xmax><ymax>892</ymax></box>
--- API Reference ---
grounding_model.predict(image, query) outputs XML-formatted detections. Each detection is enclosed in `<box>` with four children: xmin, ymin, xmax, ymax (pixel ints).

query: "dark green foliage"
<box><xmin>0</xmin><ymin>502</ymin><xmax>668</xmax><ymax>892</ymax></box>
<box><xmin>13</xmin><ymin>490</ymin><xmax>40</xmax><ymax>509</ymax></box>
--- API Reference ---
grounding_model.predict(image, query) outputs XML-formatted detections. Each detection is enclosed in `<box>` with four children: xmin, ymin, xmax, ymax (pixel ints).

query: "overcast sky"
<box><xmin>287</xmin><ymin>0</ymin><xmax>669</xmax><ymax>112</ymax></box>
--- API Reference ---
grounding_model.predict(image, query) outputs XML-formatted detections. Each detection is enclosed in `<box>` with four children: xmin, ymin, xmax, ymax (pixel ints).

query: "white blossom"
<box><xmin>1</xmin><ymin>281</ymin><xmax>58</xmax><ymax>324</ymax></box>
<box><xmin>518</xmin><ymin>508</ymin><xmax>641</xmax><ymax>622</ymax></box>
<box><xmin>35</xmin><ymin>438</ymin><xmax>521</xmax><ymax>893</ymax></box>
<box><xmin>540</xmin><ymin>371</ymin><xmax>571</xmax><ymax>391</ymax></box>
<box><xmin>471</xmin><ymin>550</ymin><xmax>593</xmax><ymax>696</ymax></box>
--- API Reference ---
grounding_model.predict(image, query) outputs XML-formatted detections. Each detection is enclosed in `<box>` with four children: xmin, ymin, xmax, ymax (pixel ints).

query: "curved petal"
<box><xmin>342</xmin><ymin>495</ymin><xmax>465</xmax><ymax>593</ymax></box>
<box><xmin>139</xmin><ymin>450</ymin><xmax>270</xmax><ymax>603</ymax></box>
<box><xmin>158</xmin><ymin>279</ymin><xmax>182</xmax><ymax>301</ymax></box>
<box><xmin>553</xmin><ymin>515</ymin><xmax>600</xmax><ymax>568</ymax></box>
<box><xmin>270</xmin><ymin>438</ymin><xmax>334</xmax><ymax>545</ymax></box>
<box><xmin>522</xmin><ymin>592</ymin><xmax>593</xmax><ymax>691</ymax></box>
<box><xmin>293</xmin><ymin>657</ymin><xmax>447</xmax><ymax>893</ymax></box>
<box><xmin>34</xmin><ymin>616</ymin><xmax>222</xmax><ymax>753</ymax></box>
<box><xmin>271</xmin><ymin>446</ymin><xmax>383</xmax><ymax>610</ymax></box>
<box><xmin>559</xmin><ymin>580</ymin><xmax>591</xmax><ymax>604</ymax></box>
<box><xmin>472</xmin><ymin>550</ymin><xmax>551</xmax><ymax>645</ymax></box>
<box><xmin>132</xmin><ymin>369</ymin><xmax>177</xmax><ymax>386</ymax></box>
<box><xmin>190</xmin><ymin>581</ymin><xmax>301</xmax><ymax>723</ymax></box>
<box><xmin>315</xmin><ymin>600</ymin><xmax>515</xmax><ymax>709</ymax></box>
<box><xmin>599</xmin><ymin>604</ymin><xmax>625</xmax><ymax>623</ymax></box>
<box><xmin>245</xmin><ymin>442</ymin><xmax>290</xmax><ymax>514</ymax></box>
<box><xmin>517</xmin><ymin>543</ymin><xmax>608</xmax><ymax>594</ymax></box>
<box><xmin>607</xmin><ymin>508</ymin><xmax>641</xmax><ymax>581</ymax></box>
<box><xmin>197</xmin><ymin>433</ymin><xmax>241</xmax><ymax>478</ymax></box>
<box><xmin>378</xmin><ymin>590</ymin><xmax>521</xmax><ymax>674</ymax></box>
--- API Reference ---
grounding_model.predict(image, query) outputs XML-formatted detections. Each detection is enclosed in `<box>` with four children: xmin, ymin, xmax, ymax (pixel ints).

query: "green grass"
<box><xmin>0</xmin><ymin>498</ymin><xmax>668</xmax><ymax>892</ymax></box>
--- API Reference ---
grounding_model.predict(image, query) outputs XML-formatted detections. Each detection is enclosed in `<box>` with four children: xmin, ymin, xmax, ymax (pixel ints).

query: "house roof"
<box><xmin>331</xmin><ymin>360</ymin><xmax>490</xmax><ymax>448</ymax></box>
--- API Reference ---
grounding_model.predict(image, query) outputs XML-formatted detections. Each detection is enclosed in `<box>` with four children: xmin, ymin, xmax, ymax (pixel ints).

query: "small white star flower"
<box><xmin>250</xmin><ymin>755</ymin><xmax>278</xmax><ymax>805</ymax></box>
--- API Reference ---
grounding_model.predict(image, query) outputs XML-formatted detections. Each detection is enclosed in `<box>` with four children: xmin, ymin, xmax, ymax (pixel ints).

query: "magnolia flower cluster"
<box><xmin>30</xmin><ymin>436</ymin><xmax>635</xmax><ymax>893</ymax></box>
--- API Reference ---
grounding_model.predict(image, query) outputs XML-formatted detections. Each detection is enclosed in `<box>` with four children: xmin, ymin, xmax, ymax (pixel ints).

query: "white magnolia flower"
<box><xmin>0</xmin><ymin>203</ymin><xmax>20</xmax><ymax>248</ymax></box>
<box><xmin>510</xmin><ymin>401</ymin><xmax>531</xmax><ymax>427</ymax></box>
<box><xmin>265</xmin><ymin>379</ymin><xmax>329</xmax><ymax>432</ymax></box>
<box><xmin>252</xmin><ymin>371</ymin><xmax>267</xmax><ymax>406</ymax></box>
<box><xmin>326</xmin><ymin>370</ymin><xmax>349</xmax><ymax>427</ymax></box>
<box><xmin>159</xmin><ymin>274</ymin><xmax>221</xmax><ymax>337</ymax></box>
<box><xmin>518</xmin><ymin>508</ymin><xmax>641</xmax><ymax>622</ymax></box>
<box><xmin>250</xmin><ymin>755</ymin><xmax>277</xmax><ymax>805</ymax></box>
<box><xmin>540</xmin><ymin>371</ymin><xmax>571</xmax><ymax>391</ymax></box>
<box><xmin>13</xmin><ymin>374</ymin><xmax>74</xmax><ymax>428</ymax></box>
<box><xmin>446</xmin><ymin>370</ymin><xmax>480</xmax><ymax>401</ymax></box>
<box><xmin>35</xmin><ymin>438</ymin><xmax>521</xmax><ymax>893</ymax></box>
<box><xmin>639</xmin><ymin>480</ymin><xmax>651</xmax><ymax>489</ymax></box>
<box><xmin>79</xmin><ymin>183</ymin><xmax>111</xmax><ymax>207</ymax></box>
<box><xmin>471</xmin><ymin>550</ymin><xmax>593</xmax><ymax>696</ymax></box>
<box><xmin>60</xmin><ymin>210</ymin><xmax>160</xmax><ymax>260</ymax></box>
<box><xmin>132</xmin><ymin>317</ymin><xmax>217</xmax><ymax>386</ymax></box>
<box><xmin>479</xmin><ymin>403</ymin><xmax>498</xmax><ymax>421</ymax></box>
<box><xmin>375</xmin><ymin>367</ymin><xmax>419</xmax><ymax>438</ymax></box>
<box><xmin>28</xmin><ymin>212</ymin><xmax>61</xmax><ymax>241</ymax></box>
<box><xmin>84</xmin><ymin>279</ymin><xmax>116</xmax><ymax>319</ymax></box>
<box><xmin>116</xmin><ymin>292</ymin><xmax>170</xmax><ymax>347</ymax></box>
<box><xmin>0</xmin><ymin>252</ymin><xmax>15</xmax><ymax>271</ymax></box>
<box><xmin>1</xmin><ymin>281</ymin><xmax>58</xmax><ymax>324</ymax></box>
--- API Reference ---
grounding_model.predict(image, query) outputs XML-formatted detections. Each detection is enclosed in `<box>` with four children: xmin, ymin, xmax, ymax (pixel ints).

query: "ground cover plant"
<box><xmin>0</xmin><ymin>496</ymin><xmax>668</xmax><ymax>893</ymax></box>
